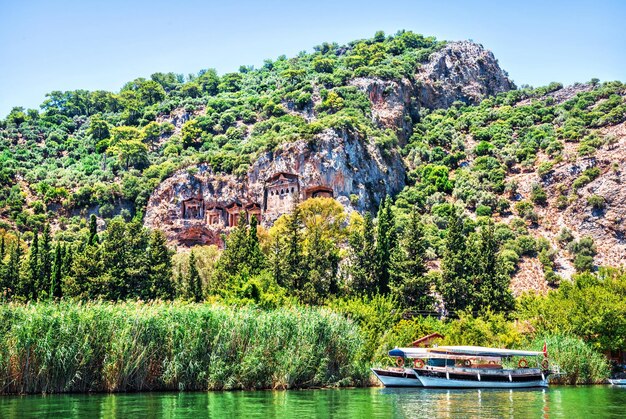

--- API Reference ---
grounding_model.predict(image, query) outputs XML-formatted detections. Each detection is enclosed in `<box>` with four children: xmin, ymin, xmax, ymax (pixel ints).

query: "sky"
<box><xmin>1</xmin><ymin>0</ymin><xmax>625</xmax><ymax>118</ymax></box>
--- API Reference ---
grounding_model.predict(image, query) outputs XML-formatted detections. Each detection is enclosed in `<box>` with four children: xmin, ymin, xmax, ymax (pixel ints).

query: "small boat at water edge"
<box><xmin>609</xmin><ymin>379</ymin><xmax>626</xmax><ymax>385</ymax></box>
<box><xmin>370</xmin><ymin>367</ymin><xmax>423</xmax><ymax>387</ymax></box>
<box><xmin>373</xmin><ymin>342</ymin><xmax>554</xmax><ymax>389</ymax></box>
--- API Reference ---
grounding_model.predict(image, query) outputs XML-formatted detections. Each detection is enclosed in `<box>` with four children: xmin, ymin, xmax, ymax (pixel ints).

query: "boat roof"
<box><xmin>388</xmin><ymin>345</ymin><xmax>543</xmax><ymax>358</ymax></box>
<box><xmin>431</xmin><ymin>346</ymin><xmax>543</xmax><ymax>357</ymax></box>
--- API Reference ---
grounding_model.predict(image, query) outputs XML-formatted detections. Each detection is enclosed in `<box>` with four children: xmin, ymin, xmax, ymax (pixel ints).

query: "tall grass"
<box><xmin>0</xmin><ymin>301</ymin><xmax>368</xmax><ymax>394</ymax></box>
<box><xmin>530</xmin><ymin>334</ymin><xmax>610</xmax><ymax>384</ymax></box>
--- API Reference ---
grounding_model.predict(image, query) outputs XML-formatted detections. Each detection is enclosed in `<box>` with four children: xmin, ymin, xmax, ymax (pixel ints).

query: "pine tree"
<box><xmin>187</xmin><ymin>251</ymin><xmax>202</xmax><ymax>303</ymax></box>
<box><xmin>146</xmin><ymin>230</ymin><xmax>174</xmax><ymax>300</ymax></box>
<box><xmin>26</xmin><ymin>230</ymin><xmax>39</xmax><ymax>300</ymax></box>
<box><xmin>50</xmin><ymin>242</ymin><xmax>63</xmax><ymax>299</ymax></box>
<box><xmin>88</xmin><ymin>214</ymin><xmax>99</xmax><ymax>246</ymax></box>
<box><xmin>39</xmin><ymin>224</ymin><xmax>52</xmax><ymax>297</ymax></box>
<box><xmin>375</xmin><ymin>197</ymin><xmax>396</xmax><ymax>295</ymax></box>
<box><xmin>391</xmin><ymin>206</ymin><xmax>432</xmax><ymax>309</ymax></box>
<box><xmin>440</xmin><ymin>213</ymin><xmax>472</xmax><ymax>314</ymax></box>
<box><xmin>0</xmin><ymin>234</ymin><xmax>5</xmax><ymax>260</ymax></box>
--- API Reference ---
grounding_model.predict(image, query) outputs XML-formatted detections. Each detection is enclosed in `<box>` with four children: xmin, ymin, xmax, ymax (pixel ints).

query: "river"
<box><xmin>1</xmin><ymin>386</ymin><xmax>625</xmax><ymax>418</ymax></box>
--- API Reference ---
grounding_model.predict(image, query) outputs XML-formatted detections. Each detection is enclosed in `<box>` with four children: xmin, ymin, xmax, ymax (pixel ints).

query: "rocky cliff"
<box><xmin>144</xmin><ymin>128</ymin><xmax>406</xmax><ymax>246</ymax></box>
<box><xmin>144</xmin><ymin>40</ymin><xmax>514</xmax><ymax>247</ymax></box>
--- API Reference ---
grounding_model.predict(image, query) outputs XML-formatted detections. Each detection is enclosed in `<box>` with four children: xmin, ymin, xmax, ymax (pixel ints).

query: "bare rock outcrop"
<box><xmin>415</xmin><ymin>41</ymin><xmax>515</xmax><ymax>109</ymax></box>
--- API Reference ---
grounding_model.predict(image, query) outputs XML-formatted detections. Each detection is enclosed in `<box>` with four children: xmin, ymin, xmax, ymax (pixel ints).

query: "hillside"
<box><xmin>1</xmin><ymin>30</ymin><xmax>626</xmax><ymax>298</ymax></box>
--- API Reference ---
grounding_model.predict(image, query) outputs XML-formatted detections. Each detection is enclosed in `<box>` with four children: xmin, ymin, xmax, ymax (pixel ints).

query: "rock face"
<box><xmin>144</xmin><ymin>40</ymin><xmax>514</xmax><ymax>246</ymax></box>
<box><xmin>349</xmin><ymin>41</ymin><xmax>514</xmax><ymax>143</ymax></box>
<box><xmin>415</xmin><ymin>41</ymin><xmax>515</xmax><ymax>109</ymax></box>
<box><xmin>144</xmin><ymin>128</ymin><xmax>406</xmax><ymax>246</ymax></box>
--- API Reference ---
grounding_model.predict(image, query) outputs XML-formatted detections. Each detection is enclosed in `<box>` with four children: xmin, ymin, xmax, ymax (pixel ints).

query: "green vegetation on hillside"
<box><xmin>0</xmin><ymin>30</ymin><xmax>444</xmax><ymax>231</ymax></box>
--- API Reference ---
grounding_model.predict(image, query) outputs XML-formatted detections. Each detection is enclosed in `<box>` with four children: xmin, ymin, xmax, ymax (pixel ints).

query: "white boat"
<box><xmin>609</xmin><ymin>378</ymin><xmax>626</xmax><ymax>385</ymax></box>
<box><xmin>373</xmin><ymin>343</ymin><xmax>553</xmax><ymax>389</ymax></box>
<box><xmin>370</xmin><ymin>367</ymin><xmax>423</xmax><ymax>387</ymax></box>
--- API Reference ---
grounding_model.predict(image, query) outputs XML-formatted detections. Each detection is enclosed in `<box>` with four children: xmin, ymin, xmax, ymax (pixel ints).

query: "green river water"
<box><xmin>1</xmin><ymin>386</ymin><xmax>625</xmax><ymax>418</ymax></box>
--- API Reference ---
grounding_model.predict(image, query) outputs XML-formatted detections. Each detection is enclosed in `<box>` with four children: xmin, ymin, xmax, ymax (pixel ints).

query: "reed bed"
<box><xmin>0</xmin><ymin>301</ymin><xmax>369</xmax><ymax>394</ymax></box>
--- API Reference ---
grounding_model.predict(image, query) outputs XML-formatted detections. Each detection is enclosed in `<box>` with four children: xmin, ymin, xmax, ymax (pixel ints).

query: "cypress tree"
<box><xmin>0</xmin><ymin>234</ymin><xmax>5</xmax><ymax>293</ymax></box>
<box><xmin>471</xmin><ymin>222</ymin><xmax>515</xmax><ymax>313</ymax></box>
<box><xmin>348</xmin><ymin>212</ymin><xmax>377</xmax><ymax>296</ymax></box>
<box><xmin>6</xmin><ymin>236</ymin><xmax>23</xmax><ymax>299</ymax></box>
<box><xmin>40</xmin><ymin>224</ymin><xmax>52</xmax><ymax>296</ymax></box>
<box><xmin>187</xmin><ymin>251</ymin><xmax>202</xmax><ymax>303</ymax></box>
<box><xmin>147</xmin><ymin>230</ymin><xmax>174</xmax><ymax>300</ymax></box>
<box><xmin>27</xmin><ymin>230</ymin><xmax>40</xmax><ymax>300</ymax></box>
<box><xmin>246</xmin><ymin>216</ymin><xmax>266</xmax><ymax>273</ymax></box>
<box><xmin>390</xmin><ymin>206</ymin><xmax>432</xmax><ymax>309</ymax></box>
<box><xmin>62</xmin><ymin>244</ymin><xmax>73</xmax><ymax>277</ymax></box>
<box><xmin>51</xmin><ymin>242</ymin><xmax>63</xmax><ymax>299</ymax></box>
<box><xmin>440</xmin><ymin>213</ymin><xmax>472</xmax><ymax>314</ymax></box>
<box><xmin>284</xmin><ymin>204</ymin><xmax>304</xmax><ymax>291</ymax></box>
<box><xmin>88</xmin><ymin>214</ymin><xmax>99</xmax><ymax>246</ymax></box>
<box><xmin>375</xmin><ymin>197</ymin><xmax>396</xmax><ymax>295</ymax></box>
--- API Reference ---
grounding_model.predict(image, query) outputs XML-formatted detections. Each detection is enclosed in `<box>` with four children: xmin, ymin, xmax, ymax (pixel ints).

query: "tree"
<box><xmin>440</xmin><ymin>213</ymin><xmax>472</xmax><ymax>313</ymax></box>
<box><xmin>40</xmin><ymin>224</ymin><xmax>52</xmax><ymax>295</ymax></box>
<box><xmin>101</xmin><ymin>217</ymin><xmax>149</xmax><ymax>299</ymax></box>
<box><xmin>146</xmin><ymin>230</ymin><xmax>174</xmax><ymax>300</ymax></box>
<box><xmin>469</xmin><ymin>222</ymin><xmax>514</xmax><ymax>313</ymax></box>
<box><xmin>283</xmin><ymin>204</ymin><xmax>305</xmax><ymax>291</ymax></box>
<box><xmin>375</xmin><ymin>197</ymin><xmax>396</xmax><ymax>294</ymax></box>
<box><xmin>348</xmin><ymin>212</ymin><xmax>377</xmax><ymax>296</ymax></box>
<box><xmin>108</xmin><ymin>139</ymin><xmax>149</xmax><ymax>170</ymax></box>
<box><xmin>138</xmin><ymin>80</ymin><xmax>166</xmax><ymax>106</ymax></box>
<box><xmin>87</xmin><ymin>115</ymin><xmax>111</xmax><ymax>141</ymax></box>
<box><xmin>26</xmin><ymin>231</ymin><xmax>39</xmax><ymax>300</ymax></box>
<box><xmin>50</xmin><ymin>243</ymin><xmax>63</xmax><ymax>299</ymax></box>
<box><xmin>390</xmin><ymin>206</ymin><xmax>432</xmax><ymax>310</ymax></box>
<box><xmin>5</xmin><ymin>237</ymin><xmax>23</xmax><ymax>299</ymax></box>
<box><xmin>88</xmin><ymin>214</ymin><xmax>99</xmax><ymax>246</ymax></box>
<box><xmin>187</xmin><ymin>251</ymin><xmax>202</xmax><ymax>302</ymax></box>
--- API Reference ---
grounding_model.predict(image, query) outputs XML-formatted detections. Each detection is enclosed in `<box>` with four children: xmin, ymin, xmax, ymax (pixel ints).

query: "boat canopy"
<box><xmin>388</xmin><ymin>345</ymin><xmax>543</xmax><ymax>359</ymax></box>
<box><xmin>429</xmin><ymin>346</ymin><xmax>543</xmax><ymax>357</ymax></box>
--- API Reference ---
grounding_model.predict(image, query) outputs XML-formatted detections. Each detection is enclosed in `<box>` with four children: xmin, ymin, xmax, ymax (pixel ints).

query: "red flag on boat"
<box><xmin>542</xmin><ymin>342</ymin><xmax>548</xmax><ymax>358</ymax></box>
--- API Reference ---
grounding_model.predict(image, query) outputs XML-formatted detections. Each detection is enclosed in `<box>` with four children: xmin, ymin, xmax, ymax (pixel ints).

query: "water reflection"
<box><xmin>380</xmin><ymin>387</ymin><xmax>548</xmax><ymax>418</ymax></box>
<box><xmin>0</xmin><ymin>386</ymin><xmax>625</xmax><ymax>418</ymax></box>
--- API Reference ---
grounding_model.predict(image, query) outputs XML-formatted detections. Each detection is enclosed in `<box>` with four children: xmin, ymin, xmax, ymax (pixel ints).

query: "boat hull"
<box><xmin>415</xmin><ymin>367</ymin><xmax>548</xmax><ymax>389</ymax></box>
<box><xmin>371</xmin><ymin>368</ymin><xmax>423</xmax><ymax>387</ymax></box>
<box><xmin>416</xmin><ymin>374</ymin><xmax>548</xmax><ymax>389</ymax></box>
<box><xmin>609</xmin><ymin>379</ymin><xmax>626</xmax><ymax>385</ymax></box>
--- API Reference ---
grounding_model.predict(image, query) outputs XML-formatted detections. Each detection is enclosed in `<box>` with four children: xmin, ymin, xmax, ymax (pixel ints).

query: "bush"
<box><xmin>475</xmin><ymin>205</ymin><xmax>492</xmax><ymax>216</ymax></box>
<box><xmin>530</xmin><ymin>183</ymin><xmax>547</xmax><ymax>206</ymax></box>
<box><xmin>587</xmin><ymin>194</ymin><xmax>606</xmax><ymax>210</ymax></box>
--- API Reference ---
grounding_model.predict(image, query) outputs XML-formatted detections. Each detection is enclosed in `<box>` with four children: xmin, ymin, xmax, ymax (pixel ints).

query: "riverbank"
<box><xmin>0</xmin><ymin>302</ymin><xmax>369</xmax><ymax>395</ymax></box>
<box><xmin>0</xmin><ymin>300</ymin><xmax>615</xmax><ymax>395</ymax></box>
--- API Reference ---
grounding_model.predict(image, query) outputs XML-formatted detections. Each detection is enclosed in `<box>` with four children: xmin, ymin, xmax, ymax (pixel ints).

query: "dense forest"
<box><xmin>1</xmin><ymin>30</ymin><xmax>625</xmax><ymax>392</ymax></box>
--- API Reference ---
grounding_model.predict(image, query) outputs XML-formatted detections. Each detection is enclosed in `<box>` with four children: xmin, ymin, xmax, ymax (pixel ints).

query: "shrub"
<box><xmin>530</xmin><ymin>183</ymin><xmax>547</xmax><ymax>206</ymax></box>
<box><xmin>587</xmin><ymin>194</ymin><xmax>606</xmax><ymax>210</ymax></box>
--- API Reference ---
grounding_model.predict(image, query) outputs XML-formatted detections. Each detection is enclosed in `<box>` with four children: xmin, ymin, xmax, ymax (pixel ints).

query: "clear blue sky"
<box><xmin>1</xmin><ymin>0</ymin><xmax>625</xmax><ymax>118</ymax></box>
